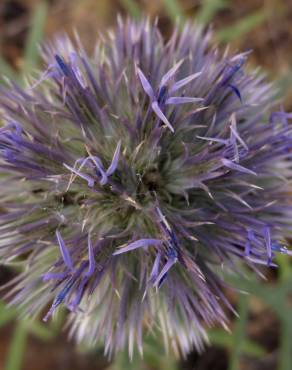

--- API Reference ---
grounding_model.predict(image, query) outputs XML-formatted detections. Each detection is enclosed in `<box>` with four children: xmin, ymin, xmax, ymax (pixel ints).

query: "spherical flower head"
<box><xmin>0</xmin><ymin>18</ymin><xmax>292</xmax><ymax>357</ymax></box>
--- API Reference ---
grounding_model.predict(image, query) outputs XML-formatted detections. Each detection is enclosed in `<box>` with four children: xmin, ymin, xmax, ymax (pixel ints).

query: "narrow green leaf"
<box><xmin>197</xmin><ymin>0</ymin><xmax>230</xmax><ymax>25</ymax></box>
<box><xmin>217</xmin><ymin>10</ymin><xmax>269</xmax><ymax>42</ymax></box>
<box><xmin>276</xmin><ymin>254</ymin><xmax>292</xmax><ymax>282</ymax></box>
<box><xmin>26</xmin><ymin>321</ymin><xmax>56</xmax><ymax>341</ymax></box>
<box><xmin>230</xmin><ymin>274</ymin><xmax>292</xmax><ymax>317</ymax></box>
<box><xmin>119</xmin><ymin>0</ymin><xmax>142</xmax><ymax>19</ymax></box>
<box><xmin>4</xmin><ymin>321</ymin><xmax>27</xmax><ymax>370</ymax></box>
<box><xmin>109</xmin><ymin>331</ymin><xmax>178</xmax><ymax>370</ymax></box>
<box><xmin>23</xmin><ymin>2</ymin><xmax>48</xmax><ymax>74</ymax></box>
<box><xmin>163</xmin><ymin>0</ymin><xmax>186</xmax><ymax>24</ymax></box>
<box><xmin>208</xmin><ymin>329</ymin><xmax>266</xmax><ymax>358</ymax></box>
<box><xmin>228</xmin><ymin>294</ymin><xmax>249</xmax><ymax>370</ymax></box>
<box><xmin>279</xmin><ymin>318</ymin><xmax>292</xmax><ymax>370</ymax></box>
<box><xmin>0</xmin><ymin>307</ymin><xmax>18</xmax><ymax>327</ymax></box>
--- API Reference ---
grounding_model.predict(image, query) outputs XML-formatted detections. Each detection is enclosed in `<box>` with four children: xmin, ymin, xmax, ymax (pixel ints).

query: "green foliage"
<box><xmin>119</xmin><ymin>0</ymin><xmax>142</xmax><ymax>20</ymax></box>
<box><xmin>226</xmin><ymin>262</ymin><xmax>292</xmax><ymax>370</ymax></box>
<box><xmin>0</xmin><ymin>57</ymin><xmax>19</xmax><ymax>83</ymax></box>
<box><xmin>208</xmin><ymin>328</ymin><xmax>266</xmax><ymax>358</ymax></box>
<box><xmin>228</xmin><ymin>294</ymin><xmax>249</xmax><ymax>370</ymax></box>
<box><xmin>197</xmin><ymin>0</ymin><xmax>230</xmax><ymax>25</ymax></box>
<box><xmin>0</xmin><ymin>301</ymin><xmax>17</xmax><ymax>327</ymax></box>
<box><xmin>4</xmin><ymin>321</ymin><xmax>27</xmax><ymax>370</ymax></box>
<box><xmin>0</xmin><ymin>299</ymin><xmax>63</xmax><ymax>370</ymax></box>
<box><xmin>109</xmin><ymin>333</ymin><xmax>178</xmax><ymax>370</ymax></box>
<box><xmin>163</xmin><ymin>0</ymin><xmax>186</xmax><ymax>24</ymax></box>
<box><xmin>217</xmin><ymin>10</ymin><xmax>269</xmax><ymax>42</ymax></box>
<box><xmin>22</xmin><ymin>2</ymin><xmax>48</xmax><ymax>75</ymax></box>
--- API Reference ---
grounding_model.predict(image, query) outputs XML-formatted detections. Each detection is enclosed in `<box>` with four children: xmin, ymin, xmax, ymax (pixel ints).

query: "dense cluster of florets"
<box><xmin>0</xmin><ymin>18</ymin><xmax>292</xmax><ymax>357</ymax></box>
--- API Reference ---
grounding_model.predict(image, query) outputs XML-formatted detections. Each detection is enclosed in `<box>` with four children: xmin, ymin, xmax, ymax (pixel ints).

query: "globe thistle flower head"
<box><xmin>1</xmin><ymin>18</ymin><xmax>292</xmax><ymax>357</ymax></box>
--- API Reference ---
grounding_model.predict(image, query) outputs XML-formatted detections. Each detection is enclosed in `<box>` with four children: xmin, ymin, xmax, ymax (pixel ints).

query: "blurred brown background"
<box><xmin>1</xmin><ymin>0</ymin><xmax>292</xmax><ymax>88</ymax></box>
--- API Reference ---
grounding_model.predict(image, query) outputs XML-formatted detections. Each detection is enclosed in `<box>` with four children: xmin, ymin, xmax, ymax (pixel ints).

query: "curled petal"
<box><xmin>160</xmin><ymin>59</ymin><xmax>184</xmax><ymax>88</ymax></box>
<box><xmin>88</xmin><ymin>156</ymin><xmax>107</xmax><ymax>185</ymax></box>
<box><xmin>169</xmin><ymin>71</ymin><xmax>202</xmax><ymax>93</ymax></box>
<box><xmin>165</xmin><ymin>97</ymin><xmax>203</xmax><ymax>105</ymax></box>
<box><xmin>85</xmin><ymin>234</ymin><xmax>95</xmax><ymax>277</ymax></box>
<box><xmin>137</xmin><ymin>68</ymin><xmax>155</xmax><ymax>100</ymax></box>
<box><xmin>151</xmin><ymin>101</ymin><xmax>174</xmax><ymax>133</ymax></box>
<box><xmin>221</xmin><ymin>158</ymin><xmax>257</xmax><ymax>176</ymax></box>
<box><xmin>228</xmin><ymin>84</ymin><xmax>242</xmax><ymax>102</ymax></box>
<box><xmin>42</xmin><ymin>272</ymin><xmax>68</xmax><ymax>282</ymax></box>
<box><xmin>113</xmin><ymin>239</ymin><xmax>162</xmax><ymax>255</ymax></box>
<box><xmin>263</xmin><ymin>226</ymin><xmax>272</xmax><ymax>262</ymax></box>
<box><xmin>153</xmin><ymin>254</ymin><xmax>177</xmax><ymax>288</ymax></box>
<box><xmin>230</xmin><ymin>114</ymin><xmax>248</xmax><ymax>150</ymax></box>
<box><xmin>196</xmin><ymin>136</ymin><xmax>228</xmax><ymax>145</ymax></box>
<box><xmin>64</xmin><ymin>163</ymin><xmax>95</xmax><ymax>187</ymax></box>
<box><xmin>56</xmin><ymin>231</ymin><xmax>74</xmax><ymax>271</ymax></box>
<box><xmin>43</xmin><ymin>278</ymin><xmax>75</xmax><ymax>322</ymax></box>
<box><xmin>55</xmin><ymin>54</ymin><xmax>70</xmax><ymax>77</ymax></box>
<box><xmin>149</xmin><ymin>251</ymin><xmax>162</xmax><ymax>283</ymax></box>
<box><xmin>106</xmin><ymin>140</ymin><xmax>121</xmax><ymax>176</ymax></box>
